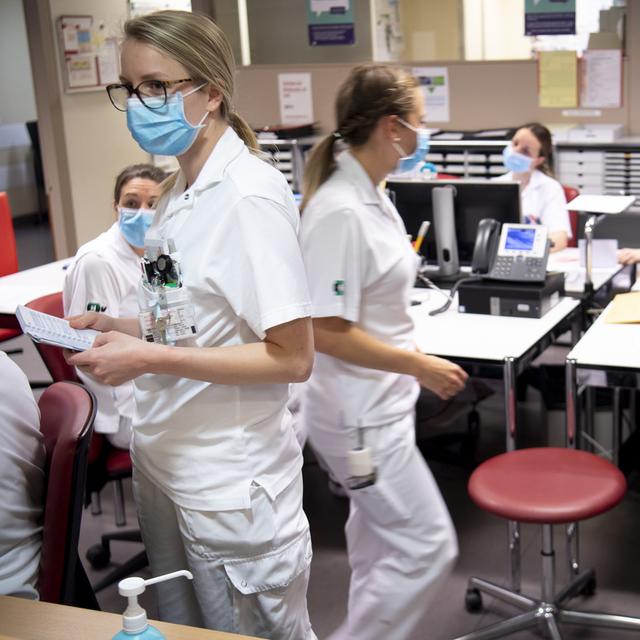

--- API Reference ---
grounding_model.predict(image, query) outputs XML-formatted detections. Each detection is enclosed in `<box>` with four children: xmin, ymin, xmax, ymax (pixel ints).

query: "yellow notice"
<box><xmin>538</xmin><ymin>51</ymin><xmax>577</xmax><ymax>108</ymax></box>
<box><xmin>604</xmin><ymin>292</ymin><xmax>640</xmax><ymax>324</ymax></box>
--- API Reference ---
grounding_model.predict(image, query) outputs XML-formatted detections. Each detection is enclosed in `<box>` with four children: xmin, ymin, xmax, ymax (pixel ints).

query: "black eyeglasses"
<box><xmin>106</xmin><ymin>78</ymin><xmax>194</xmax><ymax>112</ymax></box>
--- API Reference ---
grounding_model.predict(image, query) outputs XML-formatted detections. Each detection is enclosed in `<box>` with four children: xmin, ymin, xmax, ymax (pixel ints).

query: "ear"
<box><xmin>381</xmin><ymin>114</ymin><xmax>402</xmax><ymax>141</ymax></box>
<box><xmin>533</xmin><ymin>156</ymin><xmax>545</xmax><ymax>169</ymax></box>
<box><xmin>205</xmin><ymin>85</ymin><xmax>224</xmax><ymax>113</ymax></box>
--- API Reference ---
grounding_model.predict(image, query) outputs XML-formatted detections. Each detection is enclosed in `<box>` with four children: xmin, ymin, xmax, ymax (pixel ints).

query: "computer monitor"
<box><xmin>386</xmin><ymin>179</ymin><xmax>521</xmax><ymax>265</ymax></box>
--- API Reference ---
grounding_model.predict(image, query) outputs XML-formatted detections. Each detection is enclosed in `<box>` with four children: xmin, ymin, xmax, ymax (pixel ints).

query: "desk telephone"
<box><xmin>471</xmin><ymin>219</ymin><xmax>550</xmax><ymax>283</ymax></box>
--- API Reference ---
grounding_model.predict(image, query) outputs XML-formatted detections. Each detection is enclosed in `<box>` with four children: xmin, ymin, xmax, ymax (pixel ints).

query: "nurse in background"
<box><xmin>63</xmin><ymin>163</ymin><xmax>166</xmax><ymax>449</ymax></box>
<box><xmin>300</xmin><ymin>63</ymin><xmax>466</xmax><ymax>640</ymax></box>
<box><xmin>498</xmin><ymin>122</ymin><xmax>571</xmax><ymax>252</ymax></box>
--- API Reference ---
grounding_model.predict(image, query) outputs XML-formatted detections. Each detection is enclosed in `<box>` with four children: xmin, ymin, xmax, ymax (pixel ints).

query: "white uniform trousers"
<box><xmin>309</xmin><ymin>413</ymin><xmax>458</xmax><ymax>640</ymax></box>
<box><xmin>132</xmin><ymin>468</ymin><xmax>317</xmax><ymax>640</ymax></box>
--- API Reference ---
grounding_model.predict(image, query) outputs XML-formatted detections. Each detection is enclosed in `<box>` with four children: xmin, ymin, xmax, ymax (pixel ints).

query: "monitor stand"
<box><xmin>432</xmin><ymin>185</ymin><xmax>460</xmax><ymax>279</ymax></box>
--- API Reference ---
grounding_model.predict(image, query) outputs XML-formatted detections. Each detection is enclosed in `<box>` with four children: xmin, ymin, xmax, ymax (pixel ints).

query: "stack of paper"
<box><xmin>604</xmin><ymin>292</ymin><xmax>640</xmax><ymax>324</ymax></box>
<box><xmin>16</xmin><ymin>305</ymin><xmax>99</xmax><ymax>351</ymax></box>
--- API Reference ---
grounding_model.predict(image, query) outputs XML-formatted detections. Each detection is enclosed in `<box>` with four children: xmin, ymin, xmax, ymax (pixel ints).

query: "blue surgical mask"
<box><xmin>126</xmin><ymin>84</ymin><xmax>208</xmax><ymax>156</ymax></box>
<box><xmin>118</xmin><ymin>207</ymin><xmax>154</xmax><ymax>248</ymax></box>
<box><xmin>502</xmin><ymin>144</ymin><xmax>534</xmax><ymax>174</ymax></box>
<box><xmin>392</xmin><ymin>118</ymin><xmax>431</xmax><ymax>174</ymax></box>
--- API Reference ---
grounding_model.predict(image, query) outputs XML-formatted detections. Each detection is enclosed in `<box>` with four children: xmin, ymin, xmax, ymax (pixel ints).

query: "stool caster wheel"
<box><xmin>465</xmin><ymin>587</ymin><xmax>483</xmax><ymax>613</ymax></box>
<box><xmin>86</xmin><ymin>543</ymin><xmax>110</xmax><ymax>569</ymax></box>
<box><xmin>580</xmin><ymin>575</ymin><xmax>597</xmax><ymax>597</ymax></box>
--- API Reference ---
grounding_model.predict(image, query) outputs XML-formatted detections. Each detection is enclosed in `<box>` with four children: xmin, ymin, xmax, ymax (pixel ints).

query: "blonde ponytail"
<box><xmin>229</xmin><ymin>111</ymin><xmax>259</xmax><ymax>152</ymax></box>
<box><xmin>300</xmin><ymin>134</ymin><xmax>339</xmax><ymax>212</ymax></box>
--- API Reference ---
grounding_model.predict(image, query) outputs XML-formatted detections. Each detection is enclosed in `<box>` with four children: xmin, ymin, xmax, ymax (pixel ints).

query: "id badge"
<box><xmin>164</xmin><ymin>300</ymin><xmax>197</xmax><ymax>341</ymax></box>
<box><xmin>139</xmin><ymin>310</ymin><xmax>163</xmax><ymax>344</ymax></box>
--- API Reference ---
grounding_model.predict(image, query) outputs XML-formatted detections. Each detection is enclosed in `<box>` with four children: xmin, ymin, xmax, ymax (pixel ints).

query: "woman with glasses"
<box><xmin>299</xmin><ymin>64</ymin><xmax>465</xmax><ymax>640</ymax></box>
<box><xmin>68</xmin><ymin>11</ymin><xmax>315</xmax><ymax>639</ymax></box>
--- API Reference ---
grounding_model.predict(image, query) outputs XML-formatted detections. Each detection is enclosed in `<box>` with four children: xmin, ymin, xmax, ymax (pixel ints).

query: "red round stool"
<box><xmin>453</xmin><ymin>447</ymin><xmax>640</xmax><ymax>639</ymax></box>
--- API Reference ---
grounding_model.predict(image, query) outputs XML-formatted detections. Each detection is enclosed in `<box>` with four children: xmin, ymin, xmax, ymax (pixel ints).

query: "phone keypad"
<box><xmin>491</xmin><ymin>256</ymin><xmax>546</xmax><ymax>281</ymax></box>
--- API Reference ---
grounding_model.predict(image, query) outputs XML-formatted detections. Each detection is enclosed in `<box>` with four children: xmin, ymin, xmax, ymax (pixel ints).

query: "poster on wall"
<box><xmin>412</xmin><ymin>67</ymin><xmax>450</xmax><ymax>123</ymax></box>
<box><xmin>128</xmin><ymin>0</ymin><xmax>192</xmax><ymax>18</ymax></box>
<box><xmin>278</xmin><ymin>73</ymin><xmax>314</xmax><ymax>125</ymax></box>
<box><xmin>57</xmin><ymin>16</ymin><xmax>120</xmax><ymax>92</ymax></box>
<box><xmin>580</xmin><ymin>49</ymin><xmax>623</xmax><ymax>109</ymax></box>
<box><xmin>307</xmin><ymin>1</ymin><xmax>355</xmax><ymax>46</ymax></box>
<box><xmin>538</xmin><ymin>51</ymin><xmax>577</xmax><ymax>108</ymax></box>
<box><xmin>373</xmin><ymin>0</ymin><xmax>404</xmax><ymax>62</ymax></box>
<box><xmin>525</xmin><ymin>0</ymin><xmax>576</xmax><ymax>36</ymax></box>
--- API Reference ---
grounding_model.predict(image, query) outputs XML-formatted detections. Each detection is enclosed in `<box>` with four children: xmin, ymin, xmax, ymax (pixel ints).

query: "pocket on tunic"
<box><xmin>223</xmin><ymin>529</ymin><xmax>312</xmax><ymax>595</ymax></box>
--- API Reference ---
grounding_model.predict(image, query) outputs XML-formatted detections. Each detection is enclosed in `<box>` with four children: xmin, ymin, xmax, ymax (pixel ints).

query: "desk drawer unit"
<box><xmin>557</xmin><ymin>143</ymin><xmax>640</xmax><ymax>213</ymax></box>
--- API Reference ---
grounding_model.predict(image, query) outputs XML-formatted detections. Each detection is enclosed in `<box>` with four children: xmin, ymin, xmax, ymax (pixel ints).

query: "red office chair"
<box><xmin>25</xmin><ymin>292</ymin><xmax>147</xmax><ymax>593</ymax></box>
<box><xmin>562</xmin><ymin>185</ymin><xmax>580</xmax><ymax>248</ymax></box>
<box><xmin>0</xmin><ymin>192</ymin><xmax>22</xmax><ymax>353</ymax></box>
<box><xmin>454</xmin><ymin>414</ymin><xmax>640</xmax><ymax>637</ymax></box>
<box><xmin>38</xmin><ymin>381</ymin><xmax>99</xmax><ymax>609</ymax></box>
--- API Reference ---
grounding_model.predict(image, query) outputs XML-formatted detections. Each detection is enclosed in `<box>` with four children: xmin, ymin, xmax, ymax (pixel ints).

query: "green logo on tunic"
<box><xmin>333</xmin><ymin>280</ymin><xmax>345</xmax><ymax>296</ymax></box>
<box><xmin>86</xmin><ymin>301</ymin><xmax>107</xmax><ymax>312</ymax></box>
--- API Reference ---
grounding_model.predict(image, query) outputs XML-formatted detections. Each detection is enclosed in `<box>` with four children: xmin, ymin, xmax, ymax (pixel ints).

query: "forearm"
<box><xmin>146</xmin><ymin>340</ymin><xmax>311</xmax><ymax>384</ymax></box>
<box><xmin>113</xmin><ymin>317</ymin><xmax>142</xmax><ymax>337</ymax></box>
<box><xmin>549</xmin><ymin>230</ymin><xmax>569</xmax><ymax>252</ymax></box>
<box><xmin>314</xmin><ymin>323</ymin><xmax>419</xmax><ymax>376</ymax></box>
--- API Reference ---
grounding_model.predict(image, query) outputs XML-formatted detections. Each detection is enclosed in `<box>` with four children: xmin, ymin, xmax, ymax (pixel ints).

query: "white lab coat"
<box><xmin>498</xmin><ymin>170</ymin><xmax>572</xmax><ymax>237</ymax></box>
<box><xmin>63</xmin><ymin>223</ymin><xmax>140</xmax><ymax>449</ymax></box>
<box><xmin>0</xmin><ymin>353</ymin><xmax>45</xmax><ymax>600</ymax></box>
<box><xmin>300</xmin><ymin>151</ymin><xmax>458</xmax><ymax>640</ymax></box>
<box><xmin>130</xmin><ymin>127</ymin><xmax>315</xmax><ymax>638</ymax></box>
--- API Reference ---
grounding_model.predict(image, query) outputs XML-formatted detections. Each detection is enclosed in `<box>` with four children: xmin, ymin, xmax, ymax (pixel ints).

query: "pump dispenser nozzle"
<box><xmin>115</xmin><ymin>570</ymin><xmax>193</xmax><ymax>638</ymax></box>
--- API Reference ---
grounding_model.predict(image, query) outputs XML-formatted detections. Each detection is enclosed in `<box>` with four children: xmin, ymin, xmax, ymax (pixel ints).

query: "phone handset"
<box><xmin>428</xmin><ymin>217</ymin><xmax>499</xmax><ymax>316</ymax></box>
<box><xmin>471</xmin><ymin>218</ymin><xmax>501</xmax><ymax>275</ymax></box>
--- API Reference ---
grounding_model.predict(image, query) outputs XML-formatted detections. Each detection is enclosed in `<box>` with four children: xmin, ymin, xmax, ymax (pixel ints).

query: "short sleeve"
<box><xmin>217</xmin><ymin>196</ymin><xmax>311</xmax><ymax>339</ymax></box>
<box><xmin>63</xmin><ymin>253</ymin><xmax>124</xmax><ymax>318</ymax></box>
<box><xmin>541</xmin><ymin>180</ymin><xmax>572</xmax><ymax>237</ymax></box>
<box><xmin>300</xmin><ymin>207</ymin><xmax>363</xmax><ymax>322</ymax></box>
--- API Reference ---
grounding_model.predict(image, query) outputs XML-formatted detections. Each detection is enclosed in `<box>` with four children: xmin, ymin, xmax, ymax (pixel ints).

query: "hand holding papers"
<box><xmin>16</xmin><ymin>305</ymin><xmax>99</xmax><ymax>351</ymax></box>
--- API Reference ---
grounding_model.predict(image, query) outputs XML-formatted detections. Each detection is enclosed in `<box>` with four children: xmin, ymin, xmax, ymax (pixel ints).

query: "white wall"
<box><xmin>0</xmin><ymin>1</ymin><xmax>38</xmax><ymax>217</ymax></box>
<box><xmin>48</xmin><ymin>0</ymin><xmax>148</xmax><ymax>248</ymax></box>
<box><xmin>0</xmin><ymin>0</ymin><xmax>37</xmax><ymax>124</ymax></box>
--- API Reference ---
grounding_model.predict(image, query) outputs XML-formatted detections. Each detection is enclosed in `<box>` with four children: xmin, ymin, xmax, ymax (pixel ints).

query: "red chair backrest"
<box><xmin>38</xmin><ymin>381</ymin><xmax>95</xmax><ymax>604</ymax></box>
<box><xmin>562</xmin><ymin>185</ymin><xmax>580</xmax><ymax>248</ymax></box>
<box><xmin>0</xmin><ymin>192</ymin><xmax>19</xmax><ymax>276</ymax></box>
<box><xmin>26</xmin><ymin>293</ymin><xmax>79</xmax><ymax>383</ymax></box>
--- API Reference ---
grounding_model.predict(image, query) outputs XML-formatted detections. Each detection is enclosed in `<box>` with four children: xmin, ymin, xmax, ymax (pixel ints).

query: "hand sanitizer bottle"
<box><xmin>112</xmin><ymin>570</ymin><xmax>193</xmax><ymax>639</ymax></box>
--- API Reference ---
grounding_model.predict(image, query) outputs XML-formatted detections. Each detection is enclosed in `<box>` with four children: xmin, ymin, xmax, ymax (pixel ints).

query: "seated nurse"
<box><xmin>498</xmin><ymin>122</ymin><xmax>571</xmax><ymax>252</ymax></box>
<box><xmin>63</xmin><ymin>163</ymin><xmax>166</xmax><ymax>449</ymax></box>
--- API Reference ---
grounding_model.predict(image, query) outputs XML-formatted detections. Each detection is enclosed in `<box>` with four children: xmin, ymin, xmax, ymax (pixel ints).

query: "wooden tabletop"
<box><xmin>0</xmin><ymin>596</ymin><xmax>263</xmax><ymax>640</ymax></box>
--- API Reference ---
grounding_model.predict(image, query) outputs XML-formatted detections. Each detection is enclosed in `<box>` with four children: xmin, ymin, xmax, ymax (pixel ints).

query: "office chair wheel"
<box><xmin>580</xmin><ymin>574</ymin><xmax>597</xmax><ymax>597</ymax></box>
<box><xmin>465</xmin><ymin>587</ymin><xmax>483</xmax><ymax>613</ymax></box>
<box><xmin>467</xmin><ymin>410</ymin><xmax>480</xmax><ymax>435</ymax></box>
<box><xmin>86</xmin><ymin>543</ymin><xmax>110</xmax><ymax>569</ymax></box>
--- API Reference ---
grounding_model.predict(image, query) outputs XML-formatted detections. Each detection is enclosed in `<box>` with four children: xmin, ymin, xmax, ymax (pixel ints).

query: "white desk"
<box><xmin>410</xmin><ymin>292</ymin><xmax>580</xmax><ymax>446</ymax></box>
<box><xmin>0</xmin><ymin>259</ymin><xmax>70</xmax><ymax>317</ymax></box>
<box><xmin>547</xmin><ymin>248</ymin><xmax>623</xmax><ymax>295</ymax></box>
<box><xmin>566</xmin><ymin>303</ymin><xmax>640</xmax><ymax>459</ymax></box>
